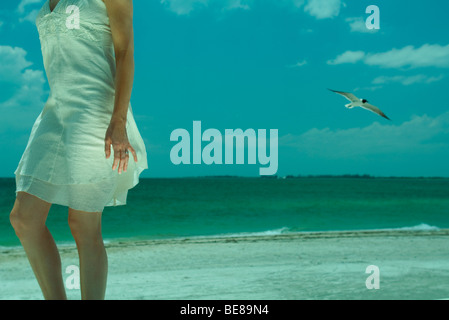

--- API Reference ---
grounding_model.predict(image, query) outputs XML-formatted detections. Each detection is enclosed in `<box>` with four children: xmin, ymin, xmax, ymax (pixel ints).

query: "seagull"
<box><xmin>328</xmin><ymin>89</ymin><xmax>390</xmax><ymax>120</ymax></box>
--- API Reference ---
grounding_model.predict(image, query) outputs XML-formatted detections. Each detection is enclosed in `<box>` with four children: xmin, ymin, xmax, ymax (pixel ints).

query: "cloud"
<box><xmin>279</xmin><ymin>112</ymin><xmax>449</xmax><ymax>159</ymax></box>
<box><xmin>353</xmin><ymin>85</ymin><xmax>383</xmax><ymax>92</ymax></box>
<box><xmin>0</xmin><ymin>46</ymin><xmax>33</xmax><ymax>82</ymax></box>
<box><xmin>8</xmin><ymin>0</ymin><xmax>41</xmax><ymax>25</ymax></box>
<box><xmin>160</xmin><ymin>0</ymin><xmax>252</xmax><ymax>15</ymax></box>
<box><xmin>372</xmin><ymin>74</ymin><xmax>444</xmax><ymax>86</ymax></box>
<box><xmin>160</xmin><ymin>0</ymin><xmax>208</xmax><ymax>15</ymax></box>
<box><xmin>287</xmin><ymin>60</ymin><xmax>308</xmax><ymax>68</ymax></box>
<box><xmin>304</xmin><ymin>0</ymin><xmax>341</xmax><ymax>19</ymax></box>
<box><xmin>0</xmin><ymin>46</ymin><xmax>47</xmax><ymax>134</ymax></box>
<box><xmin>346</xmin><ymin>17</ymin><xmax>378</xmax><ymax>33</ymax></box>
<box><xmin>225</xmin><ymin>0</ymin><xmax>251</xmax><ymax>10</ymax></box>
<box><xmin>328</xmin><ymin>44</ymin><xmax>449</xmax><ymax>68</ymax></box>
<box><xmin>327</xmin><ymin>50</ymin><xmax>365</xmax><ymax>65</ymax></box>
<box><xmin>289</xmin><ymin>0</ymin><xmax>305</xmax><ymax>8</ymax></box>
<box><xmin>365</xmin><ymin>44</ymin><xmax>449</xmax><ymax>68</ymax></box>
<box><xmin>19</xmin><ymin>9</ymin><xmax>40</xmax><ymax>23</ymax></box>
<box><xmin>160</xmin><ymin>0</ymin><xmax>341</xmax><ymax>19</ymax></box>
<box><xmin>16</xmin><ymin>0</ymin><xmax>41</xmax><ymax>14</ymax></box>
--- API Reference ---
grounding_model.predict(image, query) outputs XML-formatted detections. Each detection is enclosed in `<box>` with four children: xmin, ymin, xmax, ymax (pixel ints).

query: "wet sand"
<box><xmin>1</xmin><ymin>229</ymin><xmax>449</xmax><ymax>300</ymax></box>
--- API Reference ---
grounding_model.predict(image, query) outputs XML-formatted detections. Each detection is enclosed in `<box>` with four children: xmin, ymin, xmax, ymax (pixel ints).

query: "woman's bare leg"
<box><xmin>9</xmin><ymin>192</ymin><xmax>67</xmax><ymax>300</ymax></box>
<box><xmin>68</xmin><ymin>208</ymin><xmax>107</xmax><ymax>300</ymax></box>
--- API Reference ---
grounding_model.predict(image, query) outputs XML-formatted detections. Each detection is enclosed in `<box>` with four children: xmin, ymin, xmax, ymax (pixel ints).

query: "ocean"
<box><xmin>1</xmin><ymin>177</ymin><xmax>448</xmax><ymax>247</ymax></box>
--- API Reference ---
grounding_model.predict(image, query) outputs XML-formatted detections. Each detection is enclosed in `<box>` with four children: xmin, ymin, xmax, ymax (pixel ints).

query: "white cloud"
<box><xmin>365</xmin><ymin>44</ymin><xmax>449</xmax><ymax>68</ymax></box>
<box><xmin>0</xmin><ymin>46</ymin><xmax>33</xmax><ymax>83</ymax></box>
<box><xmin>288</xmin><ymin>60</ymin><xmax>307</xmax><ymax>68</ymax></box>
<box><xmin>19</xmin><ymin>9</ymin><xmax>39</xmax><ymax>23</ymax></box>
<box><xmin>346</xmin><ymin>17</ymin><xmax>378</xmax><ymax>33</ymax></box>
<box><xmin>0</xmin><ymin>46</ymin><xmax>47</xmax><ymax>133</ymax></box>
<box><xmin>279</xmin><ymin>112</ymin><xmax>449</xmax><ymax>159</ymax></box>
<box><xmin>225</xmin><ymin>0</ymin><xmax>251</xmax><ymax>10</ymax></box>
<box><xmin>327</xmin><ymin>50</ymin><xmax>365</xmax><ymax>65</ymax></box>
<box><xmin>353</xmin><ymin>85</ymin><xmax>383</xmax><ymax>92</ymax></box>
<box><xmin>11</xmin><ymin>0</ymin><xmax>41</xmax><ymax>24</ymax></box>
<box><xmin>160</xmin><ymin>0</ymin><xmax>341</xmax><ymax>19</ymax></box>
<box><xmin>329</xmin><ymin>44</ymin><xmax>449</xmax><ymax>68</ymax></box>
<box><xmin>304</xmin><ymin>0</ymin><xmax>341</xmax><ymax>19</ymax></box>
<box><xmin>372</xmin><ymin>74</ymin><xmax>444</xmax><ymax>86</ymax></box>
<box><xmin>160</xmin><ymin>0</ymin><xmax>252</xmax><ymax>15</ymax></box>
<box><xmin>16</xmin><ymin>0</ymin><xmax>41</xmax><ymax>14</ymax></box>
<box><xmin>160</xmin><ymin>0</ymin><xmax>208</xmax><ymax>15</ymax></box>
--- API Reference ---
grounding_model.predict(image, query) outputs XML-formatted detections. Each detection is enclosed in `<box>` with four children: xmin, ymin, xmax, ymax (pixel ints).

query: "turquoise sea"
<box><xmin>0</xmin><ymin>177</ymin><xmax>448</xmax><ymax>247</ymax></box>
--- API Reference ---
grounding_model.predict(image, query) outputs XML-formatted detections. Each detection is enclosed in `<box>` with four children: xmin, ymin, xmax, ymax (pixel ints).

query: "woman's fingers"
<box><xmin>112</xmin><ymin>148</ymin><xmax>120</xmax><ymax>171</ymax></box>
<box><xmin>111</xmin><ymin>144</ymin><xmax>137</xmax><ymax>174</ymax></box>
<box><xmin>105</xmin><ymin>122</ymin><xmax>138</xmax><ymax>173</ymax></box>
<box><xmin>128</xmin><ymin>145</ymin><xmax>138</xmax><ymax>163</ymax></box>
<box><xmin>119</xmin><ymin>148</ymin><xmax>128</xmax><ymax>174</ymax></box>
<box><xmin>123</xmin><ymin>150</ymin><xmax>129</xmax><ymax>172</ymax></box>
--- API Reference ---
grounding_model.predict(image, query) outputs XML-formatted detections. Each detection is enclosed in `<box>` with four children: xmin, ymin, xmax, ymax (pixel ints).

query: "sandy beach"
<box><xmin>1</xmin><ymin>229</ymin><xmax>449</xmax><ymax>300</ymax></box>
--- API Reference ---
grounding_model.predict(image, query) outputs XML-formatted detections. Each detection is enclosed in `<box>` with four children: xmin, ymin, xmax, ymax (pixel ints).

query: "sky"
<box><xmin>1</xmin><ymin>0</ymin><xmax>449</xmax><ymax>178</ymax></box>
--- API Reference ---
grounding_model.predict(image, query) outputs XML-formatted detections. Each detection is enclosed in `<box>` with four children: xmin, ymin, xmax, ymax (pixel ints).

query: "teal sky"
<box><xmin>1</xmin><ymin>0</ymin><xmax>449</xmax><ymax>178</ymax></box>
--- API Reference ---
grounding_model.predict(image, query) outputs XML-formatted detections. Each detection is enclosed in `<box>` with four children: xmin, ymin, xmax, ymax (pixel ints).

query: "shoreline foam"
<box><xmin>1</xmin><ymin>227</ymin><xmax>448</xmax><ymax>254</ymax></box>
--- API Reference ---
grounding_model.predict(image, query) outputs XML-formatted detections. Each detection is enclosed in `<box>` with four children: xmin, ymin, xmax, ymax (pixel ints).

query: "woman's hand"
<box><xmin>104</xmin><ymin>117</ymin><xmax>138</xmax><ymax>174</ymax></box>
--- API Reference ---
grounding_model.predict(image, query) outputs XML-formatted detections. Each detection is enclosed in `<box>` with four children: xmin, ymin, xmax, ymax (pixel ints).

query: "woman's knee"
<box><xmin>9</xmin><ymin>208</ymin><xmax>24</xmax><ymax>235</ymax></box>
<box><xmin>68</xmin><ymin>210</ymin><xmax>103</xmax><ymax>244</ymax></box>
<box><xmin>10</xmin><ymin>193</ymin><xmax>50</xmax><ymax>237</ymax></box>
<box><xmin>10</xmin><ymin>207</ymin><xmax>45</xmax><ymax>238</ymax></box>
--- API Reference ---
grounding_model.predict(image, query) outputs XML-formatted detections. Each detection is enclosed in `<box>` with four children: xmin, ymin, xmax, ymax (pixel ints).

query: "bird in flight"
<box><xmin>328</xmin><ymin>89</ymin><xmax>390</xmax><ymax>120</ymax></box>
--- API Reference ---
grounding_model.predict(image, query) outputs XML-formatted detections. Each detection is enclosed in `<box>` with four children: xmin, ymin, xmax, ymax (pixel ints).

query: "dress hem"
<box><xmin>14</xmin><ymin>167</ymin><xmax>147</xmax><ymax>212</ymax></box>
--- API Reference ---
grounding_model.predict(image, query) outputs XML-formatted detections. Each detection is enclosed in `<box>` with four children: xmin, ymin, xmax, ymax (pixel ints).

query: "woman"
<box><xmin>9</xmin><ymin>0</ymin><xmax>148</xmax><ymax>300</ymax></box>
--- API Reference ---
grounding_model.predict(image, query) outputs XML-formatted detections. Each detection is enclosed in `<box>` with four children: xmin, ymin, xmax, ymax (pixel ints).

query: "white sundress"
<box><xmin>14</xmin><ymin>0</ymin><xmax>148</xmax><ymax>212</ymax></box>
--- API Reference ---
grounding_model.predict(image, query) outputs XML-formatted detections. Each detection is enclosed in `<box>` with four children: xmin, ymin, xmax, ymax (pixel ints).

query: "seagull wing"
<box><xmin>360</xmin><ymin>103</ymin><xmax>390</xmax><ymax>120</ymax></box>
<box><xmin>328</xmin><ymin>89</ymin><xmax>359</xmax><ymax>103</ymax></box>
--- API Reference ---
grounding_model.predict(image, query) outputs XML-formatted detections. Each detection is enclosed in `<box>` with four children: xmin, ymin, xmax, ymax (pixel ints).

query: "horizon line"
<box><xmin>0</xmin><ymin>174</ymin><xmax>448</xmax><ymax>179</ymax></box>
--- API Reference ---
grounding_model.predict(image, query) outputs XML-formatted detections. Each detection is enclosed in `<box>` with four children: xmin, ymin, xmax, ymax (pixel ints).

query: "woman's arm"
<box><xmin>103</xmin><ymin>0</ymin><xmax>137</xmax><ymax>174</ymax></box>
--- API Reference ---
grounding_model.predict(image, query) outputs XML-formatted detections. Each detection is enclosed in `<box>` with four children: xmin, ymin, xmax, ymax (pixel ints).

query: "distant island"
<box><xmin>270</xmin><ymin>174</ymin><xmax>446</xmax><ymax>179</ymax></box>
<box><xmin>160</xmin><ymin>174</ymin><xmax>447</xmax><ymax>179</ymax></box>
<box><xmin>279</xmin><ymin>174</ymin><xmax>374</xmax><ymax>179</ymax></box>
<box><xmin>194</xmin><ymin>174</ymin><xmax>447</xmax><ymax>179</ymax></box>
